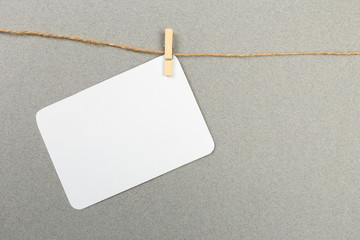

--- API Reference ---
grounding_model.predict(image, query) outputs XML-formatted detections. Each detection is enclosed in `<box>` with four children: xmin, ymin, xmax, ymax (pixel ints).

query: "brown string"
<box><xmin>1</xmin><ymin>28</ymin><xmax>360</xmax><ymax>58</ymax></box>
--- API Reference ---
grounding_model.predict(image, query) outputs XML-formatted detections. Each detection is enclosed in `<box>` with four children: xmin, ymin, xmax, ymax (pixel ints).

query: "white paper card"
<box><xmin>36</xmin><ymin>56</ymin><xmax>214</xmax><ymax>209</ymax></box>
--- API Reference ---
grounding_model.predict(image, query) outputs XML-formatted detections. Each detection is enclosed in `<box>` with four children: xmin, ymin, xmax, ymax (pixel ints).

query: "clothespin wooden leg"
<box><xmin>164</xmin><ymin>28</ymin><xmax>173</xmax><ymax>76</ymax></box>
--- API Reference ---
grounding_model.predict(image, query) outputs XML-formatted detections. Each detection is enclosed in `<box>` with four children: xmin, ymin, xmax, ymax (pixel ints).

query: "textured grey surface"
<box><xmin>1</xmin><ymin>1</ymin><xmax>360</xmax><ymax>239</ymax></box>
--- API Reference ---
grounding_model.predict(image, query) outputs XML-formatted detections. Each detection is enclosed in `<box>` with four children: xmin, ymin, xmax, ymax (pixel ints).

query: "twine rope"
<box><xmin>1</xmin><ymin>28</ymin><xmax>360</xmax><ymax>58</ymax></box>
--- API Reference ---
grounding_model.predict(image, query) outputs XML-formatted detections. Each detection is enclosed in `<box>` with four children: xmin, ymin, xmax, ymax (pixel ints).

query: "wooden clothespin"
<box><xmin>164</xmin><ymin>28</ymin><xmax>173</xmax><ymax>76</ymax></box>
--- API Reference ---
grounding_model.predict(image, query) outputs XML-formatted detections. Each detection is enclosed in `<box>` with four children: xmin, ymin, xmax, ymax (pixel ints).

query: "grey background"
<box><xmin>1</xmin><ymin>0</ymin><xmax>360</xmax><ymax>239</ymax></box>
